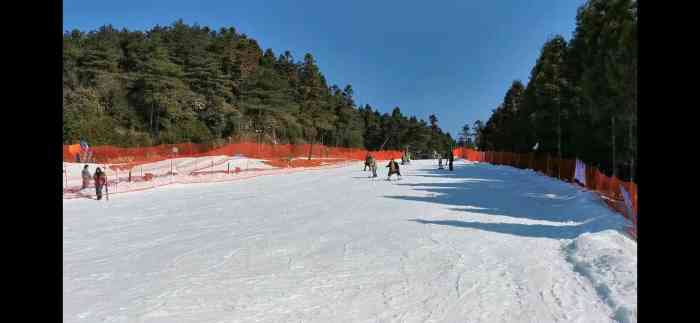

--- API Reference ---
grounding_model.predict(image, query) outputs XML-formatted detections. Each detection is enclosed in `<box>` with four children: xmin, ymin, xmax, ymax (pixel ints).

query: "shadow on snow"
<box><xmin>386</xmin><ymin>162</ymin><xmax>623</xmax><ymax>239</ymax></box>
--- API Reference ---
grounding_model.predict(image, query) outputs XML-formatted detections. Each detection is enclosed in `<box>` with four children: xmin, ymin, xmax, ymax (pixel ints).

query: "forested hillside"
<box><xmin>63</xmin><ymin>20</ymin><xmax>455</xmax><ymax>154</ymax></box>
<box><xmin>472</xmin><ymin>0</ymin><xmax>637</xmax><ymax>180</ymax></box>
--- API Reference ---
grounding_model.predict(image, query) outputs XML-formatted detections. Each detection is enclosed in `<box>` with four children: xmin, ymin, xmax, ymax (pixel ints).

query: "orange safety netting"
<box><xmin>454</xmin><ymin>147</ymin><xmax>637</xmax><ymax>240</ymax></box>
<box><xmin>64</xmin><ymin>142</ymin><xmax>404</xmax><ymax>170</ymax></box>
<box><xmin>67</xmin><ymin>144</ymin><xmax>81</xmax><ymax>155</ymax></box>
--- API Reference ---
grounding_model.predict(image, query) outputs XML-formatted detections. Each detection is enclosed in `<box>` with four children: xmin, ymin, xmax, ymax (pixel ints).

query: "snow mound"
<box><xmin>565</xmin><ymin>230</ymin><xmax>637</xmax><ymax>323</ymax></box>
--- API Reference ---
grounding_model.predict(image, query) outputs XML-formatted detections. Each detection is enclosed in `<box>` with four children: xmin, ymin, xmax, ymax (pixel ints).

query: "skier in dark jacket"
<box><xmin>93</xmin><ymin>167</ymin><xmax>107</xmax><ymax>200</ymax></box>
<box><xmin>448</xmin><ymin>151</ymin><xmax>454</xmax><ymax>171</ymax></box>
<box><xmin>386</xmin><ymin>159</ymin><xmax>401</xmax><ymax>180</ymax></box>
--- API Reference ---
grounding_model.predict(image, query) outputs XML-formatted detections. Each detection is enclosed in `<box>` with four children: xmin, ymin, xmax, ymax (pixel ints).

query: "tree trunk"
<box><xmin>629</xmin><ymin>117</ymin><xmax>635</xmax><ymax>183</ymax></box>
<box><xmin>308</xmin><ymin>133</ymin><xmax>314</xmax><ymax>160</ymax></box>
<box><xmin>612</xmin><ymin>115</ymin><xmax>617</xmax><ymax>178</ymax></box>
<box><xmin>150</xmin><ymin>103</ymin><xmax>155</xmax><ymax>135</ymax></box>
<box><xmin>558</xmin><ymin>106</ymin><xmax>562</xmax><ymax>179</ymax></box>
<box><xmin>557</xmin><ymin>111</ymin><xmax>562</xmax><ymax>159</ymax></box>
<box><xmin>155</xmin><ymin>107</ymin><xmax>160</xmax><ymax>138</ymax></box>
<box><xmin>629</xmin><ymin>61</ymin><xmax>637</xmax><ymax>183</ymax></box>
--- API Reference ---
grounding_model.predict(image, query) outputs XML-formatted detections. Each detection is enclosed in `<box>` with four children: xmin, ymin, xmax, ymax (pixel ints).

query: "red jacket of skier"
<box><xmin>94</xmin><ymin>170</ymin><xmax>107</xmax><ymax>187</ymax></box>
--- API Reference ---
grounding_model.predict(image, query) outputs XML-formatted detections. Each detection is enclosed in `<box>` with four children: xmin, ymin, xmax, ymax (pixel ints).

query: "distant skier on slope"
<box><xmin>81</xmin><ymin>165</ymin><xmax>91</xmax><ymax>189</ymax></box>
<box><xmin>369</xmin><ymin>156</ymin><xmax>378</xmax><ymax>178</ymax></box>
<box><xmin>438</xmin><ymin>155</ymin><xmax>444</xmax><ymax>169</ymax></box>
<box><xmin>364</xmin><ymin>153</ymin><xmax>372</xmax><ymax>171</ymax></box>
<box><xmin>93</xmin><ymin>167</ymin><xmax>107</xmax><ymax>200</ymax></box>
<box><xmin>386</xmin><ymin>159</ymin><xmax>401</xmax><ymax>180</ymax></box>
<box><xmin>448</xmin><ymin>151</ymin><xmax>454</xmax><ymax>171</ymax></box>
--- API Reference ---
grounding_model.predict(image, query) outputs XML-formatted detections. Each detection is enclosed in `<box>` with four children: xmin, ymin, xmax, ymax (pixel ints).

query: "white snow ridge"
<box><xmin>565</xmin><ymin>230</ymin><xmax>638</xmax><ymax>323</ymax></box>
<box><xmin>63</xmin><ymin>159</ymin><xmax>637</xmax><ymax>322</ymax></box>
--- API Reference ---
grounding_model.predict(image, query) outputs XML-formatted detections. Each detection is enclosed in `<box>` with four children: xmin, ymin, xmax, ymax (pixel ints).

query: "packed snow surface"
<box><xmin>63</xmin><ymin>159</ymin><xmax>636</xmax><ymax>322</ymax></box>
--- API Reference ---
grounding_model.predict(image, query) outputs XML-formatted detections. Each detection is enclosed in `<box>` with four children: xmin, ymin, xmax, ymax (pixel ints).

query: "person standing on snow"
<box><xmin>438</xmin><ymin>155</ymin><xmax>444</xmax><ymax>169</ymax></box>
<box><xmin>93</xmin><ymin>167</ymin><xmax>107</xmax><ymax>200</ymax></box>
<box><xmin>81</xmin><ymin>165</ymin><xmax>91</xmax><ymax>189</ymax></box>
<box><xmin>386</xmin><ymin>159</ymin><xmax>401</xmax><ymax>180</ymax></box>
<box><xmin>364</xmin><ymin>153</ymin><xmax>372</xmax><ymax>171</ymax></box>
<box><xmin>448</xmin><ymin>151</ymin><xmax>454</xmax><ymax>171</ymax></box>
<box><xmin>369</xmin><ymin>156</ymin><xmax>378</xmax><ymax>178</ymax></box>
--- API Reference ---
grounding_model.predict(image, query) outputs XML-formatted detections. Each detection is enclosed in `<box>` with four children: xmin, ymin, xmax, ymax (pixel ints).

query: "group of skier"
<box><xmin>82</xmin><ymin>165</ymin><xmax>108</xmax><ymax>200</ymax></box>
<box><xmin>363</xmin><ymin>149</ymin><xmax>454</xmax><ymax>180</ymax></box>
<box><xmin>437</xmin><ymin>151</ymin><xmax>455</xmax><ymax>171</ymax></box>
<box><xmin>363</xmin><ymin>153</ymin><xmax>403</xmax><ymax>180</ymax></box>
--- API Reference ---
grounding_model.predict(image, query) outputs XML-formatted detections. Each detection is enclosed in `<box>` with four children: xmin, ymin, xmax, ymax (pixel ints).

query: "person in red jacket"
<box><xmin>93</xmin><ymin>167</ymin><xmax>107</xmax><ymax>200</ymax></box>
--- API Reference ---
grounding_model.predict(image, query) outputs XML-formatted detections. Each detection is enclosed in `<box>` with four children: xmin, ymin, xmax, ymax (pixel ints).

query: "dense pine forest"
<box><xmin>471</xmin><ymin>0</ymin><xmax>637</xmax><ymax>181</ymax></box>
<box><xmin>63</xmin><ymin>20</ymin><xmax>456</xmax><ymax>155</ymax></box>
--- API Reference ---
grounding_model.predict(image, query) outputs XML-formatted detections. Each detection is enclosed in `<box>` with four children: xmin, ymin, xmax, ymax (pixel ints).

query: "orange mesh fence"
<box><xmin>453</xmin><ymin>147</ymin><xmax>637</xmax><ymax>240</ymax></box>
<box><xmin>64</xmin><ymin>142</ymin><xmax>403</xmax><ymax>165</ymax></box>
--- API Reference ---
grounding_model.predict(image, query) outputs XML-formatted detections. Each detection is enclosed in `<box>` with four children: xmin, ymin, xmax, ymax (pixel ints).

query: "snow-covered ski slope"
<box><xmin>63</xmin><ymin>159</ymin><xmax>637</xmax><ymax>323</ymax></box>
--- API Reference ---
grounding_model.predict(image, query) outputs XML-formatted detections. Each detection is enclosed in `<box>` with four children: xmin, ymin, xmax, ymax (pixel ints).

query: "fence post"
<box><xmin>558</xmin><ymin>158</ymin><xmax>562</xmax><ymax>180</ymax></box>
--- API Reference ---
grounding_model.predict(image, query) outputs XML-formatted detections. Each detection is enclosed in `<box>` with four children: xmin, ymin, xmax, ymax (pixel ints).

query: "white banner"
<box><xmin>620</xmin><ymin>186</ymin><xmax>635</xmax><ymax>218</ymax></box>
<box><xmin>574</xmin><ymin>159</ymin><xmax>586</xmax><ymax>186</ymax></box>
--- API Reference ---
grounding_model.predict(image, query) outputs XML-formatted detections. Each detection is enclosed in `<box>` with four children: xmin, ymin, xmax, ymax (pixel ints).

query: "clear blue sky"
<box><xmin>64</xmin><ymin>0</ymin><xmax>586</xmax><ymax>138</ymax></box>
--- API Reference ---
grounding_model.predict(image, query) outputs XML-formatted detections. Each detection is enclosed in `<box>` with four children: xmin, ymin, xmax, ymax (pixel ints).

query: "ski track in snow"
<box><xmin>63</xmin><ymin>159</ymin><xmax>636</xmax><ymax>323</ymax></box>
